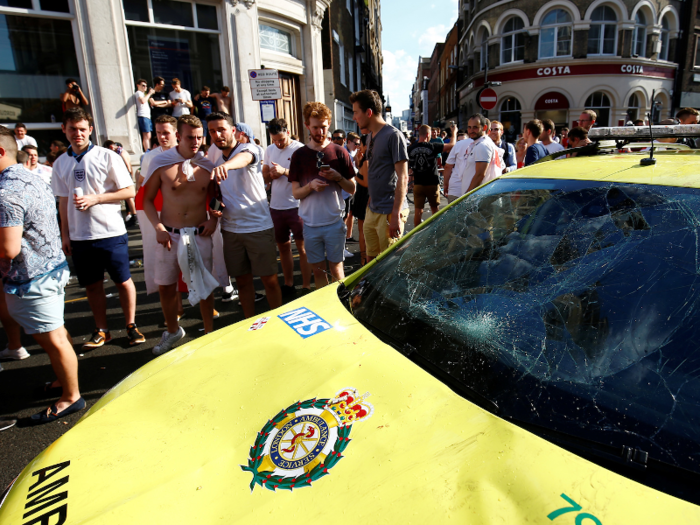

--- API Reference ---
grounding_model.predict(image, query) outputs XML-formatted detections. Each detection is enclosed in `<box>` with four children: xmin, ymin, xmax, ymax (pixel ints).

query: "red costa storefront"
<box><xmin>535</xmin><ymin>92</ymin><xmax>570</xmax><ymax>129</ymax></box>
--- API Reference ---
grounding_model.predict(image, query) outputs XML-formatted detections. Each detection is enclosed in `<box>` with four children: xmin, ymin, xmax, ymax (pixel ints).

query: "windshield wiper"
<box><xmin>352</xmin><ymin>316</ymin><xmax>500</xmax><ymax>415</ymax></box>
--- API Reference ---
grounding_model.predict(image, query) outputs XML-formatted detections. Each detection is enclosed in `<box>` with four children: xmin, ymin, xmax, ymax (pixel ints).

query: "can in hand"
<box><xmin>74</xmin><ymin>187</ymin><xmax>85</xmax><ymax>210</ymax></box>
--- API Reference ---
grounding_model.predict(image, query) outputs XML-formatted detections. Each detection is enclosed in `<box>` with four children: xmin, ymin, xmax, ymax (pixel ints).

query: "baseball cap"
<box><xmin>234</xmin><ymin>122</ymin><xmax>255</xmax><ymax>141</ymax></box>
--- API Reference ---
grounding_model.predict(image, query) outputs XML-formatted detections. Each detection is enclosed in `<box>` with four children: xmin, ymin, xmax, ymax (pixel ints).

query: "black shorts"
<box><xmin>70</xmin><ymin>234</ymin><xmax>131</xmax><ymax>287</ymax></box>
<box><xmin>350</xmin><ymin>185</ymin><xmax>370</xmax><ymax>221</ymax></box>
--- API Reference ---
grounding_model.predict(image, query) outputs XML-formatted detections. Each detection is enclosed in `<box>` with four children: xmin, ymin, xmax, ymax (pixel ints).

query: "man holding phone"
<box><xmin>288</xmin><ymin>102</ymin><xmax>356</xmax><ymax>289</ymax></box>
<box><xmin>142</xmin><ymin>115</ymin><xmax>219</xmax><ymax>355</ymax></box>
<box><xmin>60</xmin><ymin>78</ymin><xmax>89</xmax><ymax>111</ymax></box>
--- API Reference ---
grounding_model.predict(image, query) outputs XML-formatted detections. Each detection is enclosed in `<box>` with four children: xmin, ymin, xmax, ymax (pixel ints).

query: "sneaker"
<box><xmin>344</xmin><ymin>249</ymin><xmax>354</xmax><ymax>258</ymax></box>
<box><xmin>82</xmin><ymin>329</ymin><xmax>111</xmax><ymax>350</ymax></box>
<box><xmin>346</xmin><ymin>237</ymin><xmax>358</xmax><ymax>243</ymax></box>
<box><xmin>281</xmin><ymin>284</ymin><xmax>296</xmax><ymax>299</ymax></box>
<box><xmin>126</xmin><ymin>323</ymin><xmax>146</xmax><ymax>346</ymax></box>
<box><xmin>126</xmin><ymin>215</ymin><xmax>138</xmax><ymax>227</ymax></box>
<box><xmin>124</xmin><ymin>213</ymin><xmax>132</xmax><ymax>223</ymax></box>
<box><xmin>0</xmin><ymin>346</ymin><xmax>30</xmax><ymax>360</ymax></box>
<box><xmin>254</xmin><ymin>292</ymin><xmax>265</xmax><ymax>302</ymax></box>
<box><xmin>213</xmin><ymin>309</ymin><xmax>220</xmax><ymax>319</ymax></box>
<box><xmin>221</xmin><ymin>289</ymin><xmax>238</xmax><ymax>302</ymax></box>
<box><xmin>152</xmin><ymin>326</ymin><xmax>186</xmax><ymax>356</ymax></box>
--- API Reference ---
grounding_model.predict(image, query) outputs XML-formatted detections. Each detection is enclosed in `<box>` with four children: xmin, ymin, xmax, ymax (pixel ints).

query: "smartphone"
<box><xmin>319</xmin><ymin>164</ymin><xmax>330</xmax><ymax>170</ymax></box>
<box><xmin>209</xmin><ymin>197</ymin><xmax>224</xmax><ymax>212</ymax></box>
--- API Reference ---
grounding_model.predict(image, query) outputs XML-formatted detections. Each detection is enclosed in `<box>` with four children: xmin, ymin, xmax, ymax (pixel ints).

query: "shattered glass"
<box><xmin>348</xmin><ymin>178</ymin><xmax>700</xmax><ymax>500</ymax></box>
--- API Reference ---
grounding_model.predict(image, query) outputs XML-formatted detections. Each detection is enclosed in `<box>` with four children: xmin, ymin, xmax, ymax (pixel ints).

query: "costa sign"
<box><xmin>473</xmin><ymin>62</ymin><xmax>675</xmax><ymax>88</ymax></box>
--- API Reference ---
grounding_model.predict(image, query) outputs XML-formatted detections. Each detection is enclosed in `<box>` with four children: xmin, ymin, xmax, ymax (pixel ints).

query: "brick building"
<box><xmin>438</xmin><ymin>23</ymin><xmax>460</xmax><ymax>128</ymax></box>
<box><xmin>428</xmin><ymin>42</ymin><xmax>445</xmax><ymax>126</ymax></box>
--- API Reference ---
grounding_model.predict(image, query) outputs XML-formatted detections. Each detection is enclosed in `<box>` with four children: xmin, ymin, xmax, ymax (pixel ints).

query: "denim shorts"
<box><xmin>71</xmin><ymin>234</ymin><xmax>131</xmax><ymax>287</ymax></box>
<box><xmin>303</xmin><ymin>220</ymin><xmax>347</xmax><ymax>264</ymax></box>
<box><xmin>5</xmin><ymin>265</ymin><xmax>70</xmax><ymax>334</ymax></box>
<box><xmin>138</xmin><ymin>116</ymin><xmax>152</xmax><ymax>133</ymax></box>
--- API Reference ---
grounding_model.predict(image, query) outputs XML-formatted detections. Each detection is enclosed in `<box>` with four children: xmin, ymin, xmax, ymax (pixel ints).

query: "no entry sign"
<box><xmin>478</xmin><ymin>88</ymin><xmax>498</xmax><ymax>111</ymax></box>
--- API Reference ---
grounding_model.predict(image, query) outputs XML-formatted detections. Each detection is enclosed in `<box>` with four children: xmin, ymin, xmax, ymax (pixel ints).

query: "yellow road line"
<box><xmin>65</xmin><ymin>296</ymin><xmax>88</xmax><ymax>304</ymax></box>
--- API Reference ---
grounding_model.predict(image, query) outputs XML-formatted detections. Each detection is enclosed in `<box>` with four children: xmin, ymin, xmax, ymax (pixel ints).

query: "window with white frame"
<box><xmin>633</xmin><ymin>11</ymin><xmax>647</xmax><ymax>57</ymax></box>
<box><xmin>659</xmin><ymin>16</ymin><xmax>670</xmax><ymax>61</ymax></box>
<box><xmin>695</xmin><ymin>36</ymin><xmax>700</xmax><ymax>68</ymax></box>
<box><xmin>259</xmin><ymin>24</ymin><xmax>293</xmax><ymax>55</ymax></box>
<box><xmin>501</xmin><ymin>16</ymin><xmax>525</xmax><ymax>64</ymax></box>
<box><xmin>585</xmin><ymin>91</ymin><xmax>611</xmax><ymax>126</ymax></box>
<box><xmin>339</xmin><ymin>42</ymin><xmax>346</xmax><ymax>86</ymax></box>
<box><xmin>479</xmin><ymin>32</ymin><xmax>488</xmax><ymax>70</ymax></box>
<box><xmin>123</xmin><ymin>0</ymin><xmax>223</xmax><ymax>108</ymax></box>
<box><xmin>588</xmin><ymin>6</ymin><xmax>617</xmax><ymax>55</ymax></box>
<box><xmin>349</xmin><ymin>55</ymin><xmax>354</xmax><ymax>91</ymax></box>
<box><xmin>539</xmin><ymin>9</ymin><xmax>572</xmax><ymax>58</ymax></box>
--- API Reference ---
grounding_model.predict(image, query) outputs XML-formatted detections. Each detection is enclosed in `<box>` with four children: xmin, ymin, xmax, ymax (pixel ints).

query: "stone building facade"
<box><xmin>0</xmin><ymin>0</ymin><xmax>333</xmax><ymax>158</ymax></box>
<box><xmin>455</xmin><ymin>0</ymin><xmax>682</xmax><ymax>141</ymax></box>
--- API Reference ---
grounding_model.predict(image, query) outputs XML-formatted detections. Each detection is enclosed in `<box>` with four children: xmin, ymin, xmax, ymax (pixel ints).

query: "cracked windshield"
<box><xmin>348</xmin><ymin>178</ymin><xmax>700</xmax><ymax>480</ymax></box>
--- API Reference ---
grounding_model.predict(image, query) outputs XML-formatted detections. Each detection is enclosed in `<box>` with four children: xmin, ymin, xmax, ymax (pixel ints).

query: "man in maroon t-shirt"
<box><xmin>288</xmin><ymin>102</ymin><xmax>355</xmax><ymax>289</ymax></box>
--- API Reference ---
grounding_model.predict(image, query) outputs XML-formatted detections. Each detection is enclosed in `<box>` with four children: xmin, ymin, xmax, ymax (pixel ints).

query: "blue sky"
<box><xmin>381</xmin><ymin>0</ymin><xmax>458</xmax><ymax>117</ymax></box>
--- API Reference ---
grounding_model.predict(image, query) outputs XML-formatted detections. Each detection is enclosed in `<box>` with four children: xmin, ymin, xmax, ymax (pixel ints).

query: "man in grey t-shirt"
<box><xmin>350</xmin><ymin>90</ymin><xmax>409</xmax><ymax>262</ymax></box>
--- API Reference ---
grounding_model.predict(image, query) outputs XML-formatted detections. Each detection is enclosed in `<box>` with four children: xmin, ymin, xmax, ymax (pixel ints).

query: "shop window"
<box><xmin>499</xmin><ymin>97</ymin><xmax>521</xmax><ymax>143</ymax></box>
<box><xmin>584</xmin><ymin>91</ymin><xmax>611</xmax><ymax>126</ymax></box>
<box><xmin>588</xmin><ymin>6</ymin><xmax>616</xmax><ymax>55</ymax></box>
<box><xmin>501</xmin><ymin>17</ymin><xmax>525</xmax><ymax>64</ymax></box>
<box><xmin>539</xmin><ymin>9</ymin><xmax>572</xmax><ymax>59</ymax></box>
<box><xmin>0</xmin><ymin>14</ymin><xmax>81</xmax><ymax>124</ymax></box>
<box><xmin>627</xmin><ymin>93</ymin><xmax>641</xmax><ymax>122</ymax></box>
<box><xmin>126</xmin><ymin>26</ymin><xmax>222</xmax><ymax>97</ymax></box>
<box><xmin>659</xmin><ymin>16</ymin><xmax>670</xmax><ymax>61</ymax></box>
<box><xmin>633</xmin><ymin>11</ymin><xmax>646</xmax><ymax>57</ymax></box>
<box><xmin>259</xmin><ymin>24</ymin><xmax>292</xmax><ymax>55</ymax></box>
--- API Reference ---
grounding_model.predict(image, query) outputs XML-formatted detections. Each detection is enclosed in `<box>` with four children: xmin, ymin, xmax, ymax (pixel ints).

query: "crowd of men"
<box><xmin>3</xmin><ymin>73</ymin><xmax>700</xmax><ymax>428</ymax></box>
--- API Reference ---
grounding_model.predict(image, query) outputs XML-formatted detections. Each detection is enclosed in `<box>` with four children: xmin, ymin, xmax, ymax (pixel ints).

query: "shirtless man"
<box><xmin>210</xmin><ymin>87</ymin><xmax>233</xmax><ymax>115</ymax></box>
<box><xmin>143</xmin><ymin>115</ymin><xmax>219</xmax><ymax>355</ymax></box>
<box><xmin>60</xmin><ymin>78</ymin><xmax>89</xmax><ymax>110</ymax></box>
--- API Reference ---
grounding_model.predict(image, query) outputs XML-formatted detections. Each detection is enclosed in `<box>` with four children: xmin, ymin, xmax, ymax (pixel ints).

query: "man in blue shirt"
<box><xmin>523</xmin><ymin>119</ymin><xmax>549</xmax><ymax>166</ymax></box>
<box><xmin>0</xmin><ymin>126</ymin><xmax>85</xmax><ymax>424</ymax></box>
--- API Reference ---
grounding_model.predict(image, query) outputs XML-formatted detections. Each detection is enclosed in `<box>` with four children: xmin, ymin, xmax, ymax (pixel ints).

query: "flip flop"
<box><xmin>0</xmin><ymin>418</ymin><xmax>16</xmax><ymax>431</ymax></box>
<box><xmin>28</xmin><ymin>397</ymin><xmax>86</xmax><ymax>425</ymax></box>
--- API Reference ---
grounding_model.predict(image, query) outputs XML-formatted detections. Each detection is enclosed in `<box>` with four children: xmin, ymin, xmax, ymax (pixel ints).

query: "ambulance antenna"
<box><xmin>641</xmin><ymin>90</ymin><xmax>657</xmax><ymax>166</ymax></box>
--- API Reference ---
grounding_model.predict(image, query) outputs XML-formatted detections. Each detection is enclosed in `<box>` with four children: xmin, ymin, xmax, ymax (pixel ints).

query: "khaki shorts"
<box><xmin>363</xmin><ymin>207</ymin><xmax>409</xmax><ymax>258</ymax></box>
<box><xmin>154</xmin><ymin>231</ymin><xmax>213</xmax><ymax>286</ymax></box>
<box><xmin>413</xmin><ymin>184</ymin><xmax>440</xmax><ymax>210</ymax></box>
<box><xmin>222</xmin><ymin>228</ymin><xmax>278</xmax><ymax>277</ymax></box>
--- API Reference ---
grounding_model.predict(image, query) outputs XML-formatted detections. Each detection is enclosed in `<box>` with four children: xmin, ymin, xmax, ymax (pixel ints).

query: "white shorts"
<box><xmin>154</xmin><ymin>231</ymin><xmax>213</xmax><ymax>286</ymax></box>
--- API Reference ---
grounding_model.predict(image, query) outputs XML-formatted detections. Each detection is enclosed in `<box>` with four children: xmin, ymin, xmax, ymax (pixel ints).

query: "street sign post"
<box><xmin>248</xmin><ymin>69</ymin><xmax>282</xmax><ymax>100</ymax></box>
<box><xmin>478</xmin><ymin>88</ymin><xmax>498</xmax><ymax>111</ymax></box>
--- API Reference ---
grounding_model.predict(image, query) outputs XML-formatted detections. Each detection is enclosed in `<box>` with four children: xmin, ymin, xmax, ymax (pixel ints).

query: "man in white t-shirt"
<box><xmin>443</xmin><ymin>133</ymin><xmax>474</xmax><ymax>203</ymax></box>
<box><xmin>169</xmin><ymin>78</ymin><xmax>193</xmax><ymax>118</ymax></box>
<box><xmin>208</xmin><ymin>113</ymin><xmax>282</xmax><ymax>318</ymax></box>
<box><xmin>461</xmin><ymin>114</ymin><xmax>498</xmax><ymax>195</ymax></box>
<box><xmin>263</xmin><ymin>118</ymin><xmax>310</xmax><ymax>298</ymax></box>
<box><xmin>541</xmin><ymin>119</ymin><xmax>565</xmax><ymax>156</ymax></box>
<box><xmin>14</xmin><ymin>123</ymin><xmax>37</xmax><ymax>150</ymax></box>
<box><xmin>22</xmin><ymin>144</ymin><xmax>53</xmax><ymax>186</ymax></box>
<box><xmin>52</xmin><ymin>108</ymin><xmax>145</xmax><ymax>350</ymax></box>
<box><xmin>134</xmin><ymin>79</ymin><xmax>154</xmax><ymax>153</ymax></box>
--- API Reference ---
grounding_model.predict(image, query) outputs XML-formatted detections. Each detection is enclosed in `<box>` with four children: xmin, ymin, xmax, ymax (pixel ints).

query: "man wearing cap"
<box><xmin>207</xmin><ymin>114</ymin><xmax>282</xmax><ymax>318</ymax></box>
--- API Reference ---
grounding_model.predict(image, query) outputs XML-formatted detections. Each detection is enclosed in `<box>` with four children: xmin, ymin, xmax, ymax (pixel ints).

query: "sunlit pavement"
<box><xmin>0</xmin><ymin>192</ymin><xmax>446</xmax><ymax>489</ymax></box>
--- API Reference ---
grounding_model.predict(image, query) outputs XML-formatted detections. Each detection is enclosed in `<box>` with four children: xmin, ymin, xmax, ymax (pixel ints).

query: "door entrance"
<box><xmin>278</xmin><ymin>73</ymin><xmax>303</xmax><ymax>139</ymax></box>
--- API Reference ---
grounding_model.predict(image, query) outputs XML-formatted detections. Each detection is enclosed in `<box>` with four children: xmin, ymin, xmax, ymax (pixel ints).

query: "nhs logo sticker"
<box><xmin>278</xmin><ymin>307</ymin><xmax>332</xmax><ymax>339</ymax></box>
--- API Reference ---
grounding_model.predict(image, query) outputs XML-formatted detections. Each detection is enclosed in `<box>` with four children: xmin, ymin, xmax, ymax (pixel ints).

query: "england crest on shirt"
<box><xmin>74</xmin><ymin>169</ymin><xmax>85</xmax><ymax>182</ymax></box>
